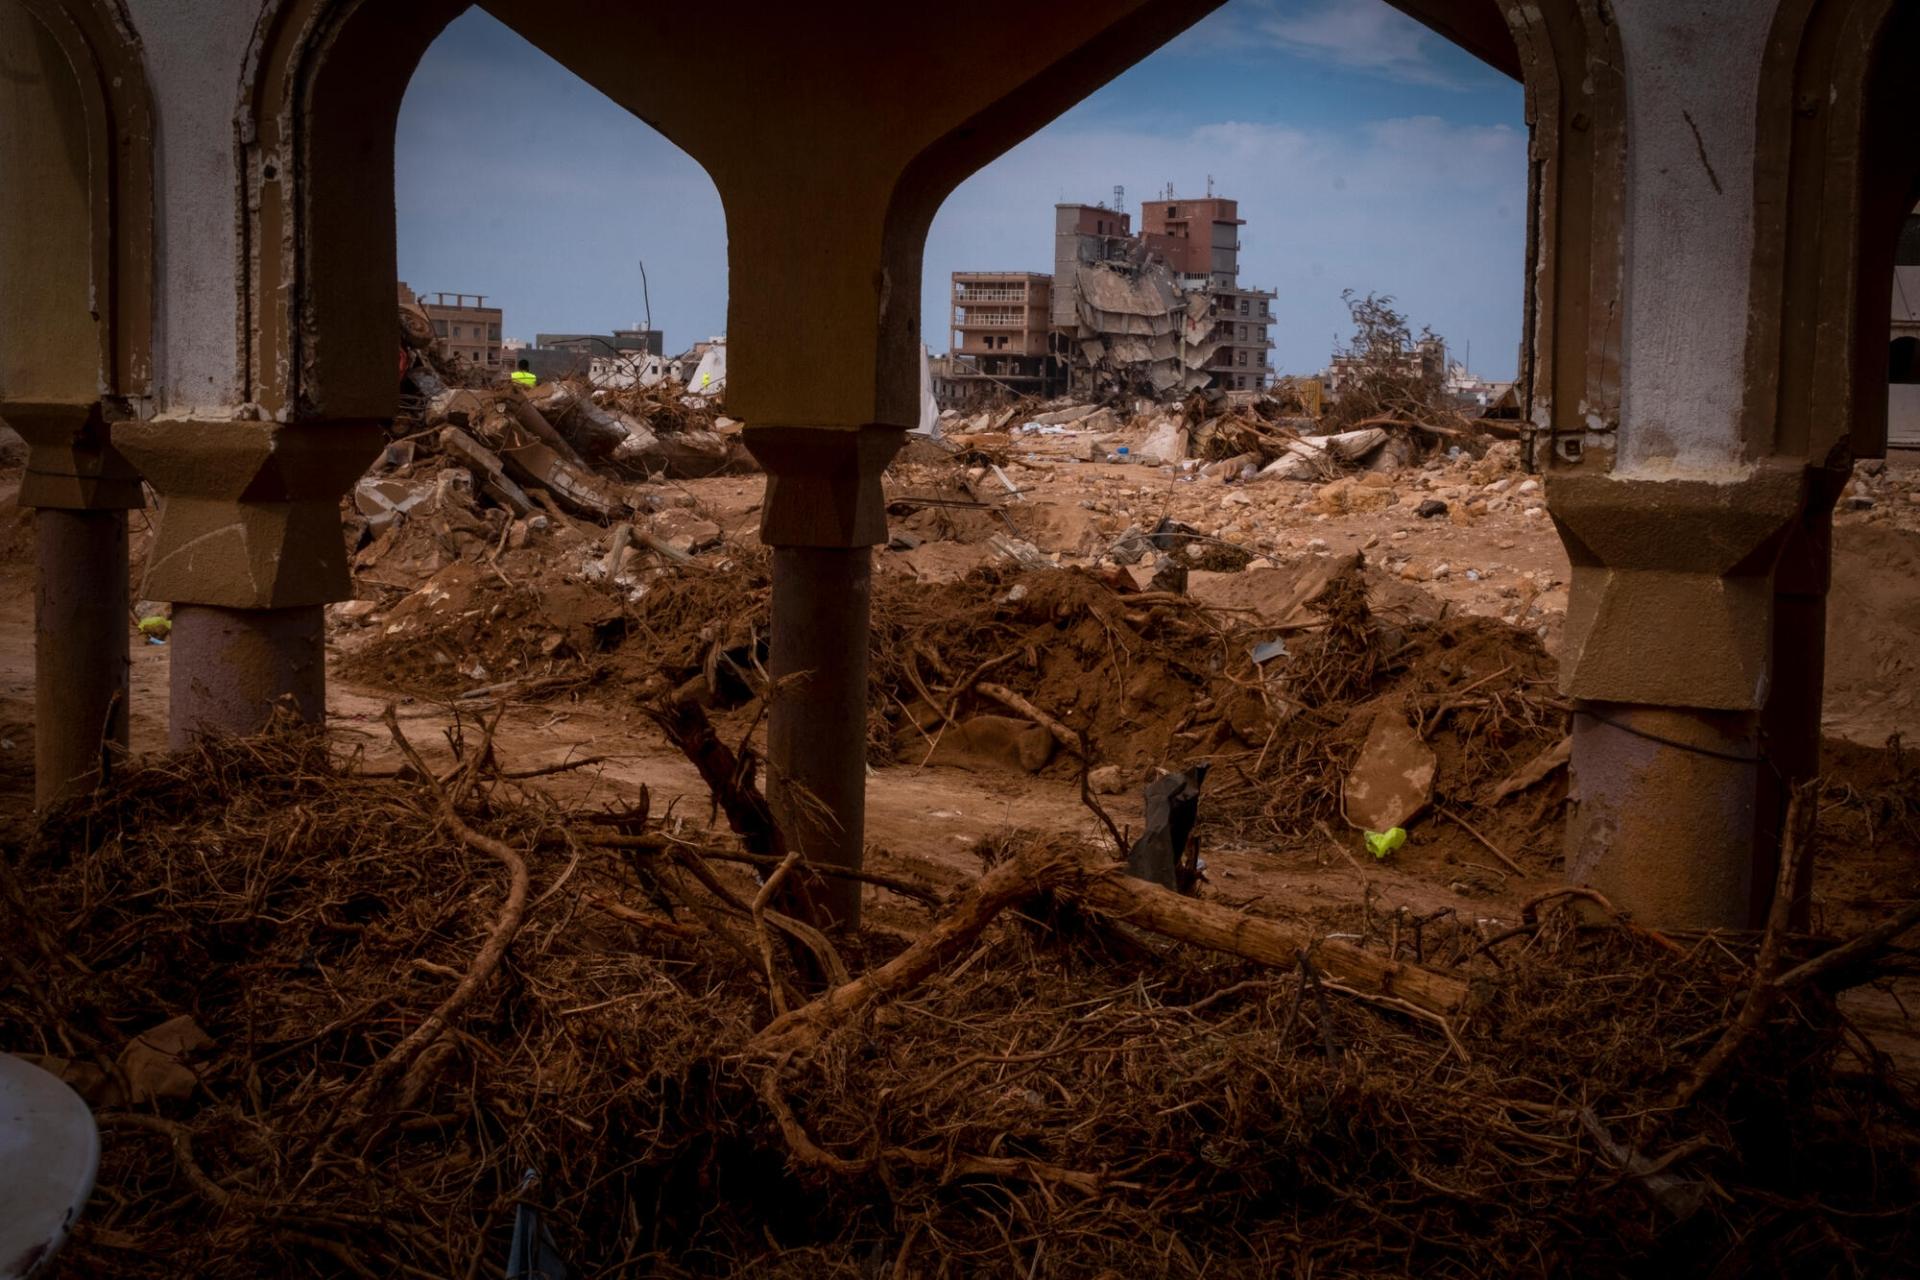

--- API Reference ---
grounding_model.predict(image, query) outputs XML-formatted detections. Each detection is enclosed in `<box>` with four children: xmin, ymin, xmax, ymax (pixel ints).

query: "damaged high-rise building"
<box><xmin>945</xmin><ymin>193</ymin><xmax>1276</xmax><ymax>403</ymax></box>
<box><xmin>1051</xmin><ymin>195</ymin><xmax>1276</xmax><ymax>397</ymax></box>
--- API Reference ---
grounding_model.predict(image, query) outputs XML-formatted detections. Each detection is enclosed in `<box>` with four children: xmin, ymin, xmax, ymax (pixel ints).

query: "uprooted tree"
<box><xmin>1325</xmin><ymin>289</ymin><xmax>1453</xmax><ymax>430</ymax></box>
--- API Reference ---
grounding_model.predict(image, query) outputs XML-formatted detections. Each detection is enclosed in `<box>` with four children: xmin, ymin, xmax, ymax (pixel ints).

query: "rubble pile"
<box><xmin>342</xmin><ymin>528</ymin><xmax>1566</xmax><ymax>877</ymax></box>
<box><xmin>1836</xmin><ymin>455</ymin><xmax>1920</xmax><ymax>531</ymax></box>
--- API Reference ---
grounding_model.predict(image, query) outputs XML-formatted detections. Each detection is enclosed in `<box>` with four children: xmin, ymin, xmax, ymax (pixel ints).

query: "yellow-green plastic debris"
<box><xmin>1364</xmin><ymin>827</ymin><xmax>1407</xmax><ymax>860</ymax></box>
<box><xmin>138</xmin><ymin>615</ymin><xmax>171</xmax><ymax>641</ymax></box>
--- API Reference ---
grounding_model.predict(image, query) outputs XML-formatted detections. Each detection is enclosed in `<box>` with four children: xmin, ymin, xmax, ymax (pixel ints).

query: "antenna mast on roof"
<box><xmin>1113</xmin><ymin>184</ymin><xmax>1124</xmax><ymax>215</ymax></box>
<box><xmin>1207</xmin><ymin>173</ymin><xmax>1214</xmax><ymax>197</ymax></box>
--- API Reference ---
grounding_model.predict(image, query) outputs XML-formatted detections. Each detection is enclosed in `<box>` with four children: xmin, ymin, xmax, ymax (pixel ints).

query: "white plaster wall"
<box><xmin>123</xmin><ymin>0</ymin><xmax>262</xmax><ymax>415</ymax></box>
<box><xmin>1613</xmin><ymin>1</ymin><xmax>1773</xmax><ymax>478</ymax></box>
<box><xmin>1890</xmin><ymin>385</ymin><xmax>1920</xmax><ymax>448</ymax></box>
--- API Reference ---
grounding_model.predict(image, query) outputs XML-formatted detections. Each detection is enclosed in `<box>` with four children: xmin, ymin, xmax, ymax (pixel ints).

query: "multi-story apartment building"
<box><xmin>946</xmin><ymin>191</ymin><xmax>1276</xmax><ymax>401</ymax></box>
<box><xmin>1141</xmin><ymin>196</ymin><xmax>1275</xmax><ymax>392</ymax></box>
<box><xmin>408</xmin><ymin>287</ymin><xmax>502</xmax><ymax>370</ymax></box>
<box><xmin>948</xmin><ymin>272</ymin><xmax>1061</xmax><ymax>400</ymax></box>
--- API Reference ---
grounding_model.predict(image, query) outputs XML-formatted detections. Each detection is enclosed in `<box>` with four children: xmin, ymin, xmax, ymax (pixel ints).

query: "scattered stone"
<box><xmin>1416</xmin><ymin>498</ymin><xmax>1449</xmax><ymax>519</ymax></box>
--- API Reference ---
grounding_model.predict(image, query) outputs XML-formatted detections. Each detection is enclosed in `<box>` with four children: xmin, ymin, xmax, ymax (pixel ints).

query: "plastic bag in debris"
<box><xmin>506</xmin><ymin>1170</ymin><xmax>570</xmax><ymax>1280</ymax></box>
<box><xmin>1126</xmin><ymin>763</ymin><xmax>1210</xmax><ymax>893</ymax></box>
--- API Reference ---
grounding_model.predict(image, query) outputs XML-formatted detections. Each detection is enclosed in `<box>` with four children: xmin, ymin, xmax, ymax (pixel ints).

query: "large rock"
<box><xmin>1136</xmin><ymin>418</ymin><xmax>1189</xmax><ymax>465</ymax></box>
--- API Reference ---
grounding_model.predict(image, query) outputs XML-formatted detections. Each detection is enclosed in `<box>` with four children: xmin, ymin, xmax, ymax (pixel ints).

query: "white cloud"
<box><xmin>923</xmin><ymin>114</ymin><xmax>1528</xmax><ymax>378</ymax></box>
<box><xmin>1183</xmin><ymin>0</ymin><xmax>1474</xmax><ymax>89</ymax></box>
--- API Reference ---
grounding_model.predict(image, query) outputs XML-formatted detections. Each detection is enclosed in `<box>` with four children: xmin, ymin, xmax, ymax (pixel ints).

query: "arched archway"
<box><xmin>92</xmin><ymin>0</ymin><xmax>1611</xmax><ymax>931</ymax></box>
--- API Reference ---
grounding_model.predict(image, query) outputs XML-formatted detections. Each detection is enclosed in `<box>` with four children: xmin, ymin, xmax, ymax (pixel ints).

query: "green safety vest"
<box><xmin>511</xmin><ymin>369</ymin><xmax>537</xmax><ymax>387</ymax></box>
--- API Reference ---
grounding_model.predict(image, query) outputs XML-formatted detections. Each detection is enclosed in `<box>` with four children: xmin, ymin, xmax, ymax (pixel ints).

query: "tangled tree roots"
<box><xmin>2</xmin><ymin>729</ymin><xmax>1917</xmax><ymax>1277</ymax></box>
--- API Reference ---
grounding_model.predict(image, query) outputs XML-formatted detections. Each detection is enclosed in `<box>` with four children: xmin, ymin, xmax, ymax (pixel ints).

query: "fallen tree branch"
<box><xmin>754</xmin><ymin>853</ymin><xmax>803</xmax><ymax>1015</ymax></box>
<box><xmin>1774</xmin><ymin>897</ymin><xmax>1920</xmax><ymax>992</ymax></box>
<box><xmin>348</xmin><ymin>707</ymin><xmax>531</xmax><ymax>1115</ymax></box>
<box><xmin>99</xmin><ymin>1112</ymin><xmax>237</xmax><ymax>1209</ymax></box>
<box><xmin>748</xmin><ymin>838</ymin><xmax>1470</xmax><ymax>1059</ymax></box>
<box><xmin>1660</xmin><ymin>782</ymin><xmax>1816</xmax><ymax>1115</ymax></box>
<box><xmin>583</xmin><ymin>834</ymin><xmax>942</xmax><ymax>907</ymax></box>
<box><xmin>976</xmin><ymin>682</ymin><xmax>1082</xmax><ymax>755</ymax></box>
<box><xmin>756</xmin><ymin>1070</ymin><xmax>1105</xmax><ymax>1194</ymax></box>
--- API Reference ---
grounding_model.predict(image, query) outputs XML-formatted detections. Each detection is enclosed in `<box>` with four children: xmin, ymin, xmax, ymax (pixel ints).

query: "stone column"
<box><xmin>744</xmin><ymin>425</ymin><xmax>904</xmax><ymax>932</ymax></box>
<box><xmin>112</xmin><ymin>418</ymin><xmax>381</xmax><ymax>746</ymax></box>
<box><xmin>4</xmin><ymin>402</ymin><xmax>142</xmax><ymax>807</ymax></box>
<box><xmin>1756</xmin><ymin>463</ymin><xmax>1849</xmax><ymax>925</ymax></box>
<box><xmin>1550</xmin><ymin>466</ymin><xmax>1807</xmax><ymax>929</ymax></box>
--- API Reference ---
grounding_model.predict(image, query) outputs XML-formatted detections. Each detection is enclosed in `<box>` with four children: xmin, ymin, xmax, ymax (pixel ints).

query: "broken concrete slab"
<box><xmin>440</xmin><ymin>426</ymin><xmax>537</xmax><ymax>517</ymax></box>
<box><xmin>117</xmin><ymin>1014</ymin><xmax>212</xmax><ymax>1105</ymax></box>
<box><xmin>1343</xmin><ymin>708</ymin><xmax>1436</xmax><ymax>831</ymax></box>
<box><xmin>1136</xmin><ymin>419</ymin><xmax>1189</xmax><ymax>466</ymax></box>
<box><xmin>1188</xmin><ymin>552</ymin><xmax>1362</xmax><ymax>630</ymax></box>
<box><xmin>499</xmin><ymin>438</ymin><xmax>633</xmax><ymax>521</ymax></box>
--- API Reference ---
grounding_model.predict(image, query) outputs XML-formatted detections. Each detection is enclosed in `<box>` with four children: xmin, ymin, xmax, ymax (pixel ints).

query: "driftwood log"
<box><xmin>749</xmin><ymin>837</ymin><xmax>1472</xmax><ymax>1058</ymax></box>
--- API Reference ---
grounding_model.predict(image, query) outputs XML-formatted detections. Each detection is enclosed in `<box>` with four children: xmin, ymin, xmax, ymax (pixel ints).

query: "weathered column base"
<box><xmin>34</xmin><ymin>510</ymin><xmax>130</xmax><ymax>805</ymax></box>
<box><xmin>1566</xmin><ymin>704</ymin><xmax>1765</xmax><ymax>930</ymax></box>
<box><xmin>744</xmin><ymin>424</ymin><xmax>904</xmax><ymax>933</ymax></box>
<box><xmin>168</xmin><ymin>605</ymin><xmax>325</xmax><ymax>747</ymax></box>
<box><xmin>4</xmin><ymin>400</ymin><xmax>143</xmax><ymax>810</ymax></box>
<box><xmin>1548</xmin><ymin>464</ymin><xmax>1808</xmax><ymax>929</ymax></box>
<box><xmin>113</xmin><ymin>418</ymin><xmax>382</xmax><ymax>748</ymax></box>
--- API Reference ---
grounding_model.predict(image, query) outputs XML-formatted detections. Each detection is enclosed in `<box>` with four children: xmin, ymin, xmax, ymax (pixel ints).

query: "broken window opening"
<box><xmin>1893</xmin><ymin>336</ymin><xmax>1920</xmax><ymax>385</ymax></box>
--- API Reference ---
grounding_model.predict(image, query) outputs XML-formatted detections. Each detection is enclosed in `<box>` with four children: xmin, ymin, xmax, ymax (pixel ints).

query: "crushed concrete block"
<box><xmin>1343</xmin><ymin>710</ymin><xmax>1436</xmax><ymax>831</ymax></box>
<box><xmin>1136</xmin><ymin>419</ymin><xmax>1189</xmax><ymax>465</ymax></box>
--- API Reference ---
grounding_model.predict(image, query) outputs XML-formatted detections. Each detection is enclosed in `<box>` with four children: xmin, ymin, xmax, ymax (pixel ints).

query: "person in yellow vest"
<box><xmin>510</xmin><ymin>358</ymin><xmax>537</xmax><ymax>389</ymax></box>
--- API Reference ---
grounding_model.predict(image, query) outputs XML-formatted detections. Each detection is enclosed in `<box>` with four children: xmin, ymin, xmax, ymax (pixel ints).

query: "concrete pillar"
<box><xmin>4</xmin><ymin>402</ymin><xmax>143</xmax><ymax>808</ymax></box>
<box><xmin>745</xmin><ymin>426</ymin><xmax>904</xmax><ymax>932</ymax></box>
<box><xmin>766</xmin><ymin>548</ymin><xmax>873</xmax><ymax>929</ymax></box>
<box><xmin>33</xmin><ymin>509</ymin><xmax>130</xmax><ymax>805</ymax></box>
<box><xmin>1548</xmin><ymin>466</ymin><xmax>1806</xmax><ymax>928</ymax></box>
<box><xmin>168</xmin><ymin>605</ymin><xmax>325</xmax><ymax>747</ymax></box>
<box><xmin>113</xmin><ymin>418</ymin><xmax>381</xmax><ymax>744</ymax></box>
<box><xmin>1756</xmin><ymin>465</ymin><xmax>1848</xmax><ymax>925</ymax></box>
<box><xmin>1568</xmin><ymin>705</ymin><xmax>1765</xmax><ymax>930</ymax></box>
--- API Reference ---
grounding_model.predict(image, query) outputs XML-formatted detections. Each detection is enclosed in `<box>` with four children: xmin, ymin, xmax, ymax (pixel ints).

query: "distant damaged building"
<box><xmin>1052</xmin><ymin>201</ymin><xmax>1225</xmax><ymax>397</ymax></box>
<box><xmin>944</xmin><ymin>195</ymin><xmax>1275</xmax><ymax>404</ymax></box>
<box><xmin>1139</xmin><ymin>196</ymin><xmax>1276</xmax><ymax>392</ymax></box>
<box><xmin>947</xmin><ymin>272</ymin><xmax>1062</xmax><ymax>402</ymax></box>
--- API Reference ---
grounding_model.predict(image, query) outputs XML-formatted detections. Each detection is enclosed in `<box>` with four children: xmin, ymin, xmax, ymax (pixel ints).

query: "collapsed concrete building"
<box><xmin>945</xmin><ymin>193</ymin><xmax>1276</xmax><ymax>404</ymax></box>
<box><xmin>5</xmin><ymin>0</ymin><xmax>1920</xmax><ymax>944</ymax></box>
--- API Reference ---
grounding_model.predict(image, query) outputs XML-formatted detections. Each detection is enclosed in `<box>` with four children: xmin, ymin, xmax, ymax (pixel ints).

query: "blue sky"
<box><xmin>396</xmin><ymin>1</ymin><xmax>1526</xmax><ymax>379</ymax></box>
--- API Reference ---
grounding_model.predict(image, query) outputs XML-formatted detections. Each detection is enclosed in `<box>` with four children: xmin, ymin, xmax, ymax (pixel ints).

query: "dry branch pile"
<box><xmin>2</xmin><ymin>722</ymin><xmax>1917</xmax><ymax>1277</ymax></box>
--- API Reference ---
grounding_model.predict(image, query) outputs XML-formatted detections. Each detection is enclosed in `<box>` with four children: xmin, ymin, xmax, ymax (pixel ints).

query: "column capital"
<box><xmin>742</xmin><ymin>425</ymin><xmax>904</xmax><ymax>548</ymax></box>
<box><xmin>112</xmin><ymin>418</ymin><xmax>383</xmax><ymax>608</ymax></box>
<box><xmin>2</xmin><ymin>400</ymin><xmax>143</xmax><ymax>511</ymax></box>
<box><xmin>1547</xmin><ymin>462</ymin><xmax>1808</xmax><ymax>710</ymax></box>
